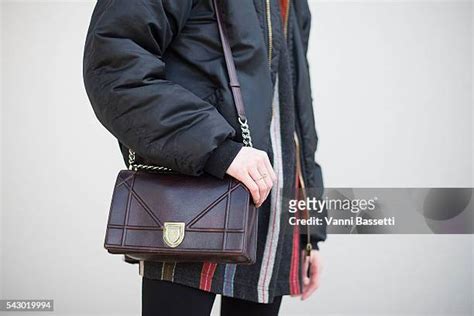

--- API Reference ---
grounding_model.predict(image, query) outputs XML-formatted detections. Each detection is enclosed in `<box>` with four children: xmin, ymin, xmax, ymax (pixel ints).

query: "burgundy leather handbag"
<box><xmin>103</xmin><ymin>0</ymin><xmax>257</xmax><ymax>264</ymax></box>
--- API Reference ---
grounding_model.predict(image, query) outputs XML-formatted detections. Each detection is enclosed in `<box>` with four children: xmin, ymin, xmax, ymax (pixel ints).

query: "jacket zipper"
<box><xmin>294</xmin><ymin>132</ymin><xmax>312</xmax><ymax>256</ymax></box>
<box><xmin>265</xmin><ymin>0</ymin><xmax>273</xmax><ymax>67</ymax></box>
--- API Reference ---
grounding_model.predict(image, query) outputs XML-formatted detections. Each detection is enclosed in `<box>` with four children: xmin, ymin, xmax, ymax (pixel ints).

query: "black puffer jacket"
<box><xmin>83</xmin><ymin>0</ymin><xmax>325</xmax><ymax>303</ymax></box>
<box><xmin>83</xmin><ymin>0</ymin><xmax>321</xmax><ymax>183</ymax></box>
<box><xmin>83</xmin><ymin>0</ymin><xmax>274</xmax><ymax>180</ymax></box>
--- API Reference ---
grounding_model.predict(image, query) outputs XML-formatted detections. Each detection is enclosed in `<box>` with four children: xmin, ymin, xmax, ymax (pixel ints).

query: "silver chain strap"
<box><xmin>238</xmin><ymin>117</ymin><xmax>253</xmax><ymax>147</ymax></box>
<box><xmin>128</xmin><ymin>117</ymin><xmax>252</xmax><ymax>171</ymax></box>
<box><xmin>128</xmin><ymin>149</ymin><xmax>173</xmax><ymax>172</ymax></box>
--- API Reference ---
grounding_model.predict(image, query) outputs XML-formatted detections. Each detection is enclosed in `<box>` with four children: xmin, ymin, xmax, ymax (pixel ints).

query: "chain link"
<box><xmin>238</xmin><ymin>117</ymin><xmax>253</xmax><ymax>147</ymax></box>
<box><xmin>128</xmin><ymin>117</ymin><xmax>252</xmax><ymax>171</ymax></box>
<box><xmin>128</xmin><ymin>149</ymin><xmax>173</xmax><ymax>172</ymax></box>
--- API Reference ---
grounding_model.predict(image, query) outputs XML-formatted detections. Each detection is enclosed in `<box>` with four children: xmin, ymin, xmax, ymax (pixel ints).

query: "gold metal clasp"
<box><xmin>305</xmin><ymin>243</ymin><xmax>312</xmax><ymax>257</ymax></box>
<box><xmin>163</xmin><ymin>222</ymin><xmax>185</xmax><ymax>248</ymax></box>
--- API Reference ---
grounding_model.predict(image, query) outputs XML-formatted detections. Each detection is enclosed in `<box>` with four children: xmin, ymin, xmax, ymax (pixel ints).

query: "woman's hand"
<box><xmin>225</xmin><ymin>147</ymin><xmax>277</xmax><ymax>207</ymax></box>
<box><xmin>300</xmin><ymin>250</ymin><xmax>323</xmax><ymax>300</ymax></box>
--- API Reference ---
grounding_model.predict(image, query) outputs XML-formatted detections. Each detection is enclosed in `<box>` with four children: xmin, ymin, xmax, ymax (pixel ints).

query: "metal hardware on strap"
<box><xmin>238</xmin><ymin>117</ymin><xmax>253</xmax><ymax>147</ymax></box>
<box><xmin>128</xmin><ymin>149</ymin><xmax>172</xmax><ymax>172</ymax></box>
<box><xmin>127</xmin><ymin>0</ymin><xmax>252</xmax><ymax>170</ymax></box>
<box><xmin>305</xmin><ymin>243</ymin><xmax>312</xmax><ymax>257</ymax></box>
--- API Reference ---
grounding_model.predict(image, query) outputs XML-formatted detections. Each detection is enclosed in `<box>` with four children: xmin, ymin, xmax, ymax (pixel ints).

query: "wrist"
<box><xmin>204</xmin><ymin>139</ymin><xmax>243</xmax><ymax>179</ymax></box>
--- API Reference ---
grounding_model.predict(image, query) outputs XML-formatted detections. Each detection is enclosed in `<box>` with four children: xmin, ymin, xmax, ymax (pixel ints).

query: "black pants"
<box><xmin>142</xmin><ymin>277</ymin><xmax>283</xmax><ymax>316</ymax></box>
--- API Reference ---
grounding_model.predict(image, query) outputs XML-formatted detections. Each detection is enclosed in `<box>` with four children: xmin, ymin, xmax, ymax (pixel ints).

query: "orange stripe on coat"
<box><xmin>289</xmin><ymin>163</ymin><xmax>302</xmax><ymax>295</ymax></box>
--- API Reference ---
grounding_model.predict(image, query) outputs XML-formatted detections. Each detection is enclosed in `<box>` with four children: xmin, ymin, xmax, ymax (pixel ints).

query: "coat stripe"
<box><xmin>161</xmin><ymin>262</ymin><xmax>176</xmax><ymax>281</ymax></box>
<box><xmin>279</xmin><ymin>0</ymin><xmax>290</xmax><ymax>35</ymax></box>
<box><xmin>257</xmin><ymin>79</ymin><xmax>284</xmax><ymax>303</ymax></box>
<box><xmin>290</xmin><ymin>222</ymin><xmax>301</xmax><ymax>294</ymax></box>
<box><xmin>199</xmin><ymin>262</ymin><xmax>217</xmax><ymax>291</ymax></box>
<box><xmin>223</xmin><ymin>264</ymin><xmax>237</xmax><ymax>296</ymax></box>
<box><xmin>289</xmin><ymin>169</ymin><xmax>301</xmax><ymax>294</ymax></box>
<box><xmin>289</xmin><ymin>188</ymin><xmax>300</xmax><ymax>295</ymax></box>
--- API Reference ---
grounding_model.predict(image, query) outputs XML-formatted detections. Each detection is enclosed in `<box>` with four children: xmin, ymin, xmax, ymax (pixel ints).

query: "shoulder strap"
<box><xmin>129</xmin><ymin>0</ymin><xmax>252</xmax><ymax>171</ymax></box>
<box><xmin>212</xmin><ymin>0</ymin><xmax>252</xmax><ymax>147</ymax></box>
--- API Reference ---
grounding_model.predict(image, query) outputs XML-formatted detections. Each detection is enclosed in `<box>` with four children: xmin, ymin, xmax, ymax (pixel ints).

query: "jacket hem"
<box><xmin>143</xmin><ymin>269</ymin><xmax>297</xmax><ymax>304</ymax></box>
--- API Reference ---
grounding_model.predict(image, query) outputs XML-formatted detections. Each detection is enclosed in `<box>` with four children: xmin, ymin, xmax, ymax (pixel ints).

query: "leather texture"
<box><xmin>105</xmin><ymin>170</ymin><xmax>257</xmax><ymax>264</ymax></box>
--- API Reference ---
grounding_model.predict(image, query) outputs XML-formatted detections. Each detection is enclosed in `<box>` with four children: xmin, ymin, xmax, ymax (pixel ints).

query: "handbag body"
<box><xmin>103</xmin><ymin>0</ymin><xmax>257</xmax><ymax>264</ymax></box>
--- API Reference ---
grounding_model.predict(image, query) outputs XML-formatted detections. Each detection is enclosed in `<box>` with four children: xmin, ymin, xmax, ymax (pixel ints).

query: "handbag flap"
<box><xmin>105</xmin><ymin>170</ymin><xmax>254</xmax><ymax>252</ymax></box>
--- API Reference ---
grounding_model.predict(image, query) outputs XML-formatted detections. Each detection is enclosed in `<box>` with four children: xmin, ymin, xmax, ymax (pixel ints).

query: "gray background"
<box><xmin>1</xmin><ymin>0</ymin><xmax>472</xmax><ymax>315</ymax></box>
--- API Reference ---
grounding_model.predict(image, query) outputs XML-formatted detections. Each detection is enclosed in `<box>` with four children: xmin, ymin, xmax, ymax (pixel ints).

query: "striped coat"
<box><xmin>140</xmin><ymin>76</ymin><xmax>303</xmax><ymax>303</ymax></box>
<box><xmin>138</xmin><ymin>0</ymin><xmax>325</xmax><ymax>303</ymax></box>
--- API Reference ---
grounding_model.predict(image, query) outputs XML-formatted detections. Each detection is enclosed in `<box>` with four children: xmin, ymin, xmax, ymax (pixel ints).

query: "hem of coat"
<box><xmin>142</xmin><ymin>268</ymin><xmax>297</xmax><ymax>304</ymax></box>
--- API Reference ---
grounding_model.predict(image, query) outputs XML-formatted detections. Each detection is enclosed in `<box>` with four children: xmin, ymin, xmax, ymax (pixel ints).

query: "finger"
<box><xmin>241</xmin><ymin>173</ymin><xmax>260</xmax><ymax>206</ymax></box>
<box><xmin>301</xmin><ymin>251</ymin><xmax>310</xmax><ymax>287</ymax></box>
<box><xmin>257</xmin><ymin>163</ymin><xmax>273</xmax><ymax>202</ymax></box>
<box><xmin>310</xmin><ymin>254</ymin><xmax>321</xmax><ymax>290</ymax></box>
<box><xmin>248</xmin><ymin>168</ymin><xmax>265</xmax><ymax>207</ymax></box>
<box><xmin>300</xmin><ymin>251</ymin><xmax>312</xmax><ymax>300</ymax></box>
<box><xmin>308</xmin><ymin>259</ymin><xmax>320</xmax><ymax>289</ymax></box>
<box><xmin>303</xmin><ymin>268</ymin><xmax>320</xmax><ymax>299</ymax></box>
<box><xmin>302</xmin><ymin>254</ymin><xmax>322</xmax><ymax>300</ymax></box>
<box><xmin>249</xmin><ymin>167</ymin><xmax>268</xmax><ymax>207</ymax></box>
<box><xmin>262</xmin><ymin>154</ymin><xmax>277</xmax><ymax>182</ymax></box>
<box><xmin>302</xmin><ymin>277</ymin><xmax>318</xmax><ymax>300</ymax></box>
<box><xmin>310</xmin><ymin>254</ymin><xmax>320</xmax><ymax>278</ymax></box>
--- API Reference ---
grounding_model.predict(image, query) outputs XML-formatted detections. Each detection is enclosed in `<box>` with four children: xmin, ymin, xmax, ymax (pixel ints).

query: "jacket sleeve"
<box><xmin>291</xmin><ymin>1</ymin><xmax>327</xmax><ymax>251</ymax></box>
<box><xmin>83</xmin><ymin>0</ymin><xmax>242</xmax><ymax>178</ymax></box>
